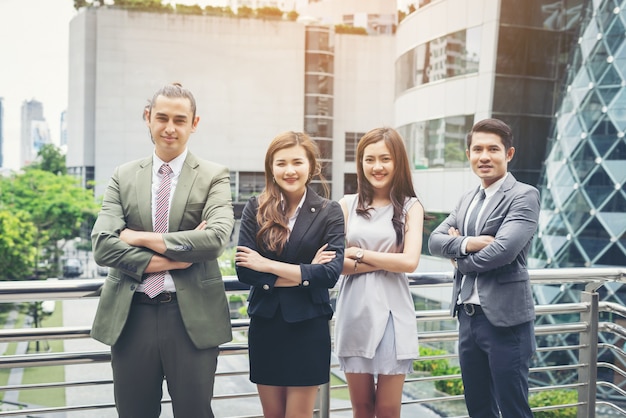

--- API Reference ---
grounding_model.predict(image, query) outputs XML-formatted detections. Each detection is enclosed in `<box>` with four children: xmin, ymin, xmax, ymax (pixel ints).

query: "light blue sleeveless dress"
<box><xmin>334</xmin><ymin>195</ymin><xmax>419</xmax><ymax>375</ymax></box>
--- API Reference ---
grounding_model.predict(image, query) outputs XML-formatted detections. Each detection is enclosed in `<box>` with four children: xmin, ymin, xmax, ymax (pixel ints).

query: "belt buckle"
<box><xmin>159</xmin><ymin>291</ymin><xmax>173</xmax><ymax>303</ymax></box>
<box><xmin>463</xmin><ymin>304</ymin><xmax>475</xmax><ymax>316</ymax></box>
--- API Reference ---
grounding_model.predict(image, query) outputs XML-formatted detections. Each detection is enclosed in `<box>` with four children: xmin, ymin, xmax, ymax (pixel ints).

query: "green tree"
<box><xmin>73</xmin><ymin>0</ymin><xmax>90</xmax><ymax>10</ymax></box>
<box><xmin>204</xmin><ymin>5</ymin><xmax>234</xmax><ymax>17</ymax></box>
<box><xmin>0</xmin><ymin>209</ymin><xmax>37</xmax><ymax>281</ymax></box>
<box><xmin>28</xmin><ymin>144</ymin><xmax>67</xmax><ymax>175</ymax></box>
<box><xmin>444</xmin><ymin>141</ymin><xmax>466</xmax><ymax>163</ymax></box>
<box><xmin>0</xmin><ymin>169</ymin><xmax>99</xmax><ymax>276</ymax></box>
<box><xmin>237</xmin><ymin>5</ymin><xmax>254</xmax><ymax>18</ymax></box>
<box><xmin>175</xmin><ymin>3</ymin><xmax>202</xmax><ymax>15</ymax></box>
<box><xmin>218</xmin><ymin>246</ymin><xmax>236</xmax><ymax>276</ymax></box>
<box><xmin>257</xmin><ymin>6</ymin><xmax>283</xmax><ymax>20</ymax></box>
<box><xmin>286</xmin><ymin>10</ymin><xmax>298</xmax><ymax>21</ymax></box>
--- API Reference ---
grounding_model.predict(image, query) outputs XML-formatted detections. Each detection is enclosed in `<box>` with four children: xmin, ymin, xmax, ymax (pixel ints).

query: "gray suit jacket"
<box><xmin>428</xmin><ymin>174</ymin><xmax>540</xmax><ymax>327</ymax></box>
<box><xmin>90</xmin><ymin>152</ymin><xmax>235</xmax><ymax>349</ymax></box>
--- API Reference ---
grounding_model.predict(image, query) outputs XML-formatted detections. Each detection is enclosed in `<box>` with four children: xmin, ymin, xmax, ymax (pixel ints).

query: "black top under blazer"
<box><xmin>236</xmin><ymin>187</ymin><xmax>345</xmax><ymax>322</ymax></box>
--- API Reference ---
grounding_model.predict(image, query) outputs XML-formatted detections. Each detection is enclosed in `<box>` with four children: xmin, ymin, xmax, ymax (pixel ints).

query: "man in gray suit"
<box><xmin>429</xmin><ymin>118</ymin><xmax>540</xmax><ymax>418</ymax></box>
<box><xmin>91</xmin><ymin>83</ymin><xmax>234</xmax><ymax>418</ymax></box>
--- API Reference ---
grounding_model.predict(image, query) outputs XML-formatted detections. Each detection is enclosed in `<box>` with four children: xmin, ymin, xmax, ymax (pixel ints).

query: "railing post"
<box><xmin>578</xmin><ymin>289</ymin><xmax>598</xmax><ymax>418</ymax></box>
<box><xmin>316</xmin><ymin>382</ymin><xmax>330</xmax><ymax>418</ymax></box>
<box><xmin>315</xmin><ymin>318</ymin><xmax>331</xmax><ymax>418</ymax></box>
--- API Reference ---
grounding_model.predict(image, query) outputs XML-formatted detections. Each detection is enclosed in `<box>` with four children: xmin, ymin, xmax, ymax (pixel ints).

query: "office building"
<box><xmin>20</xmin><ymin>99</ymin><xmax>51</xmax><ymax>167</ymax></box>
<box><xmin>59</xmin><ymin>110</ymin><xmax>68</xmax><ymax>154</ymax></box>
<box><xmin>67</xmin><ymin>2</ymin><xmax>395</xmax><ymax>199</ymax></box>
<box><xmin>531</xmin><ymin>0</ymin><xmax>626</xmax><ymax>268</ymax></box>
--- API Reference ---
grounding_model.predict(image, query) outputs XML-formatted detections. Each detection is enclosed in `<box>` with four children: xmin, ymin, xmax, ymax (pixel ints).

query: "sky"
<box><xmin>0</xmin><ymin>0</ymin><xmax>218</xmax><ymax>170</ymax></box>
<box><xmin>0</xmin><ymin>0</ymin><xmax>410</xmax><ymax>170</ymax></box>
<box><xmin>0</xmin><ymin>0</ymin><xmax>76</xmax><ymax>170</ymax></box>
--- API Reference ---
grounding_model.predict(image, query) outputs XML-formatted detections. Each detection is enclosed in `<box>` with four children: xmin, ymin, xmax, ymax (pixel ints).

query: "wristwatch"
<box><xmin>354</xmin><ymin>249</ymin><xmax>364</xmax><ymax>272</ymax></box>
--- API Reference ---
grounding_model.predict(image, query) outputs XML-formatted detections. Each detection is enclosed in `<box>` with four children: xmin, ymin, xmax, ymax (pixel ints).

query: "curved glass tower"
<box><xmin>532</xmin><ymin>0</ymin><xmax>626</xmax><ymax>268</ymax></box>
<box><xmin>530</xmin><ymin>0</ymin><xmax>626</xmax><ymax>399</ymax></box>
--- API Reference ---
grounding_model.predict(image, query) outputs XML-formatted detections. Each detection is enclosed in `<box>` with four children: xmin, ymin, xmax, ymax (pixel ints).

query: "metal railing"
<box><xmin>0</xmin><ymin>268</ymin><xmax>624</xmax><ymax>417</ymax></box>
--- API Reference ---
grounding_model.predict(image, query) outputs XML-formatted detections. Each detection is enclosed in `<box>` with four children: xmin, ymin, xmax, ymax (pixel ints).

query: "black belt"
<box><xmin>133</xmin><ymin>291</ymin><xmax>177</xmax><ymax>304</ymax></box>
<box><xmin>460</xmin><ymin>303</ymin><xmax>483</xmax><ymax>316</ymax></box>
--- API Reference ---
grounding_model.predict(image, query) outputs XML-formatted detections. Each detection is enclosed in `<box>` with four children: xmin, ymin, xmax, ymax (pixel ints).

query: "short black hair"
<box><xmin>466</xmin><ymin>118</ymin><xmax>513</xmax><ymax>150</ymax></box>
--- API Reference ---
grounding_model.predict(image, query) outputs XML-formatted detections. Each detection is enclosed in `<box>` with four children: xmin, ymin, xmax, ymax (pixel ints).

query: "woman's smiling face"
<box><xmin>362</xmin><ymin>140</ymin><xmax>395</xmax><ymax>193</ymax></box>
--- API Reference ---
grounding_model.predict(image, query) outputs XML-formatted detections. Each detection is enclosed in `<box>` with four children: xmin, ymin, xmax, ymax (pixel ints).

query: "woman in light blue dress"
<box><xmin>335</xmin><ymin>127</ymin><xmax>426</xmax><ymax>418</ymax></box>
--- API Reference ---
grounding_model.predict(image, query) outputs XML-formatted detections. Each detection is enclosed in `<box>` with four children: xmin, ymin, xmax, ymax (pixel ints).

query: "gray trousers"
<box><xmin>111</xmin><ymin>299</ymin><xmax>219</xmax><ymax>418</ymax></box>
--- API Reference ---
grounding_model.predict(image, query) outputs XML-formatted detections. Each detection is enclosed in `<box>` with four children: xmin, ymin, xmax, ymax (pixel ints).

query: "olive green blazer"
<box><xmin>90</xmin><ymin>152</ymin><xmax>235</xmax><ymax>349</ymax></box>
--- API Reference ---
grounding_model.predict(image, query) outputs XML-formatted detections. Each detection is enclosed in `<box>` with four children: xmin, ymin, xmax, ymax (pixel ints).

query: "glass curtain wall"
<box><xmin>492</xmin><ymin>0</ymin><xmax>583</xmax><ymax>187</ymax></box>
<box><xmin>532</xmin><ymin>0</ymin><xmax>626</xmax><ymax>268</ymax></box>
<box><xmin>529</xmin><ymin>0</ymin><xmax>626</xmax><ymax>398</ymax></box>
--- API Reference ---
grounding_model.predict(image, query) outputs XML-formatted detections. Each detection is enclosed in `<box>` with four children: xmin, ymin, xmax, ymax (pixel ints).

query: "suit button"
<box><xmin>301</xmin><ymin>280</ymin><xmax>310</xmax><ymax>287</ymax></box>
<box><xmin>130</xmin><ymin>284</ymin><xmax>136</xmax><ymax>291</ymax></box>
<box><xmin>262</xmin><ymin>284</ymin><xmax>270</xmax><ymax>290</ymax></box>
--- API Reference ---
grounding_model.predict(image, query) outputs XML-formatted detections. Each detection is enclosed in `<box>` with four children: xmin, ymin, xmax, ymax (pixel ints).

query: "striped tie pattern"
<box><xmin>143</xmin><ymin>163</ymin><xmax>173</xmax><ymax>298</ymax></box>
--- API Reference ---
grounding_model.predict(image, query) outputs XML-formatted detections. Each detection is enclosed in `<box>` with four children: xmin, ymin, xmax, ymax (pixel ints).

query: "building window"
<box><xmin>345</xmin><ymin>132</ymin><xmax>365</xmax><ymax>162</ymax></box>
<box><xmin>344</xmin><ymin>173</ymin><xmax>357</xmax><ymax>195</ymax></box>
<box><xmin>397</xmin><ymin>115</ymin><xmax>473</xmax><ymax>169</ymax></box>
<box><xmin>235</xmin><ymin>171</ymin><xmax>265</xmax><ymax>203</ymax></box>
<box><xmin>395</xmin><ymin>27</ymin><xmax>481</xmax><ymax>96</ymax></box>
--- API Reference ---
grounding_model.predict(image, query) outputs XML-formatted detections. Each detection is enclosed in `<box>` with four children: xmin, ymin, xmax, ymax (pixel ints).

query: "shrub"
<box><xmin>334</xmin><ymin>24</ymin><xmax>368</xmax><ymax>35</ymax></box>
<box><xmin>175</xmin><ymin>4</ymin><xmax>202</xmax><ymax>15</ymax></box>
<box><xmin>529</xmin><ymin>390</ymin><xmax>578</xmax><ymax>418</ymax></box>
<box><xmin>415</xmin><ymin>347</ymin><xmax>577</xmax><ymax>416</ymax></box>
<box><xmin>413</xmin><ymin>346</ymin><xmax>448</xmax><ymax>373</ymax></box>
<box><xmin>237</xmin><ymin>6</ymin><xmax>254</xmax><ymax>18</ymax></box>
<box><xmin>205</xmin><ymin>5</ymin><xmax>234</xmax><ymax>17</ymax></box>
<box><xmin>432</xmin><ymin>365</ymin><xmax>463</xmax><ymax>395</ymax></box>
<box><xmin>413</xmin><ymin>346</ymin><xmax>464</xmax><ymax>396</ymax></box>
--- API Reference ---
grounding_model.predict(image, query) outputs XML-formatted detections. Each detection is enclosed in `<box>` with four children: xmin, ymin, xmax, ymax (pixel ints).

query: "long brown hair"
<box><xmin>256</xmin><ymin>131</ymin><xmax>325</xmax><ymax>254</ymax></box>
<box><xmin>356</xmin><ymin>127</ymin><xmax>417</xmax><ymax>246</ymax></box>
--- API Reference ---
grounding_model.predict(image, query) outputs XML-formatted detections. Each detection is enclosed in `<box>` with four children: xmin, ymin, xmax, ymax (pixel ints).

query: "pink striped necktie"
<box><xmin>143</xmin><ymin>163</ymin><xmax>173</xmax><ymax>298</ymax></box>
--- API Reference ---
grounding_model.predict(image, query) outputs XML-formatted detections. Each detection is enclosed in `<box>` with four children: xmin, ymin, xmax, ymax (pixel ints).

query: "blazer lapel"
<box><xmin>136</xmin><ymin>157</ymin><xmax>153</xmax><ymax>232</ymax></box>
<box><xmin>478</xmin><ymin>173</ymin><xmax>516</xmax><ymax>231</ymax></box>
<box><xmin>283</xmin><ymin>188</ymin><xmax>323</xmax><ymax>261</ymax></box>
<box><xmin>169</xmin><ymin>153</ymin><xmax>199</xmax><ymax>232</ymax></box>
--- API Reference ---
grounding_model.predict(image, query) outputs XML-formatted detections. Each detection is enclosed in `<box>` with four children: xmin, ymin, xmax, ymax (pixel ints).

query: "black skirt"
<box><xmin>248</xmin><ymin>308</ymin><xmax>331</xmax><ymax>386</ymax></box>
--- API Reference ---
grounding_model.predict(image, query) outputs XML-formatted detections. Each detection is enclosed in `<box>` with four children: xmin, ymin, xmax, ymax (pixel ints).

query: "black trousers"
<box><xmin>458</xmin><ymin>307</ymin><xmax>535</xmax><ymax>418</ymax></box>
<box><xmin>111</xmin><ymin>299</ymin><xmax>219</xmax><ymax>418</ymax></box>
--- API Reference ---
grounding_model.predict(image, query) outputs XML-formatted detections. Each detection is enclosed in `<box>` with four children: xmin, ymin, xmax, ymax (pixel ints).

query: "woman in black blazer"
<box><xmin>235</xmin><ymin>131</ymin><xmax>345</xmax><ymax>418</ymax></box>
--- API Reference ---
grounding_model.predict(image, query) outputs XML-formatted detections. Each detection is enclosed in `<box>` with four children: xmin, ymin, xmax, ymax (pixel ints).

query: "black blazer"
<box><xmin>236</xmin><ymin>188</ymin><xmax>345</xmax><ymax>322</ymax></box>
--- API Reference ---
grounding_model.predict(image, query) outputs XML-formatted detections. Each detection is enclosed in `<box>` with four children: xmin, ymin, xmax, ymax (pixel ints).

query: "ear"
<box><xmin>465</xmin><ymin>148</ymin><xmax>470</xmax><ymax>160</ymax></box>
<box><xmin>506</xmin><ymin>146</ymin><xmax>515</xmax><ymax>162</ymax></box>
<box><xmin>191</xmin><ymin>116</ymin><xmax>200</xmax><ymax>132</ymax></box>
<box><xmin>144</xmin><ymin>108</ymin><xmax>151</xmax><ymax>127</ymax></box>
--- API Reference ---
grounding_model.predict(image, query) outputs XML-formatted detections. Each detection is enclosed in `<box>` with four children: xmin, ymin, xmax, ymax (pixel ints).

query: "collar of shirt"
<box><xmin>483</xmin><ymin>172</ymin><xmax>509</xmax><ymax>199</ymax></box>
<box><xmin>282</xmin><ymin>189</ymin><xmax>307</xmax><ymax>232</ymax></box>
<box><xmin>153</xmin><ymin>148</ymin><xmax>188</xmax><ymax>178</ymax></box>
<box><xmin>150</xmin><ymin>148</ymin><xmax>188</xmax><ymax>223</ymax></box>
